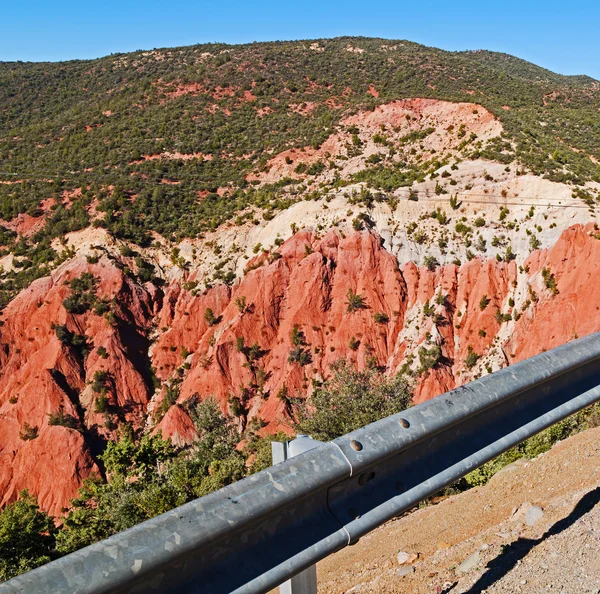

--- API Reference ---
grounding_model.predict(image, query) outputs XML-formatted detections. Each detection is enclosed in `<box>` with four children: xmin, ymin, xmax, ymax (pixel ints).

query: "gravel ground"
<box><xmin>313</xmin><ymin>426</ymin><xmax>600</xmax><ymax>593</ymax></box>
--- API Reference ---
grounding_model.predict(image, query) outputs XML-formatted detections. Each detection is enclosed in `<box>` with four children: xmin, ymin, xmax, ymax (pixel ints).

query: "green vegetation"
<box><xmin>3</xmin><ymin>354</ymin><xmax>600</xmax><ymax>581</ymax></box>
<box><xmin>0</xmin><ymin>37</ymin><xmax>598</xmax><ymax>309</ymax></box>
<box><xmin>346</xmin><ymin>289</ymin><xmax>366</xmax><ymax>312</ymax></box>
<box><xmin>288</xmin><ymin>325</ymin><xmax>312</xmax><ymax>366</ymax></box>
<box><xmin>295</xmin><ymin>359</ymin><xmax>411</xmax><ymax>441</ymax></box>
<box><xmin>542</xmin><ymin>267</ymin><xmax>559</xmax><ymax>295</ymax></box>
<box><xmin>373</xmin><ymin>312</ymin><xmax>389</xmax><ymax>324</ymax></box>
<box><xmin>418</xmin><ymin>344</ymin><xmax>443</xmax><ymax>373</ymax></box>
<box><xmin>48</xmin><ymin>406</ymin><xmax>79</xmax><ymax>430</ymax></box>
<box><xmin>0</xmin><ymin>491</ymin><xmax>56</xmax><ymax>581</ymax></box>
<box><xmin>465</xmin><ymin>345</ymin><xmax>480</xmax><ymax>369</ymax></box>
<box><xmin>462</xmin><ymin>405</ymin><xmax>600</xmax><ymax>488</ymax></box>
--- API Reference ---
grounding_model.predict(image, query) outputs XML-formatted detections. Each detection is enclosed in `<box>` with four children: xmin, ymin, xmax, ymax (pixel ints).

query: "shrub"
<box><xmin>236</xmin><ymin>336</ymin><xmax>245</xmax><ymax>352</ymax></box>
<box><xmin>423</xmin><ymin>256</ymin><xmax>439</xmax><ymax>271</ymax></box>
<box><xmin>204</xmin><ymin>308</ymin><xmax>218</xmax><ymax>326</ymax></box>
<box><xmin>235</xmin><ymin>296</ymin><xmax>248</xmax><ymax>313</ymax></box>
<box><xmin>455</xmin><ymin>222</ymin><xmax>471</xmax><ymax>235</ymax></box>
<box><xmin>53</xmin><ymin>325</ymin><xmax>89</xmax><ymax>359</ymax></box>
<box><xmin>296</xmin><ymin>360</ymin><xmax>411</xmax><ymax>441</ymax></box>
<box><xmin>542</xmin><ymin>267</ymin><xmax>559</xmax><ymax>295</ymax></box>
<box><xmin>288</xmin><ymin>346</ymin><xmax>311</xmax><ymax>366</ymax></box>
<box><xmin>96</xmin><ymin>346</ymin><xmax>109</xmax><ymax>359</ymax></box>
<box><xmin>346</xmin><ymin>289</ymin><xmax>366</xmax><ymax>312</ymax></box>
<box><xmin>435</xmin><ymin>292</ymin><xmax>448</xmax><ymax>306</ymax></box>
<box><xmin>465</xmin><ymin>346</ymin><xmax>480</xmax><ymax>369</ymax></box>
<box><xmin>160</xmin><ymin>384</ymin><xmax>179</xmax><ymax>415</ymax></box>
<box><xmin>495</xmin><ymin>310</ymin><xmax>512</xmax><ymax>323</ymax></box>
<box><xmin>48</xmin><ymin>407</ymin><xmax>79</xmax><ymax>429</ymax></box>
<box><xmin>0</xmin><ymin>491</ymin><xmax>56</xmax><ymax>581</ymax></box>
<box><xmin>423</xmin><ymin>300</ymin><xmax>435</xmax><ymax>318</ymax></box>
<box><xmin>479</xmin><ymin>295</ymin><xmax>490</xmax><ymax>311</ymax></box>
<box><xmin>94</xmin><ymin>393</ymin><xmax>109</xmax><ymax>413</ymax></box>
<box><xmin>290</xmin><ymin>325</ymin><xmax>306</xmax><ymax>347</ymax></box>
<box><xmin>91</xmin><ymin>370</ymin><xmax>110</xmax><ymax>393</ymax></box>
<box><xmin>19</xmin><ymin>423</ymin><xmax>38</xmax><ymax>441</ymax></box>
<box><xmin>373</xmin><ymin>312</ymin><xmax>389</xmax><ymax>324</ymax></box>
<box><xmin>349</xmin><ymin>336</ymin><xmax>360</xmax><ymax>351</ymax></box>
<box><xmin>418</xmin><ymin>345</ymin><xmax>442</xmax><ymax>372</ymax></box>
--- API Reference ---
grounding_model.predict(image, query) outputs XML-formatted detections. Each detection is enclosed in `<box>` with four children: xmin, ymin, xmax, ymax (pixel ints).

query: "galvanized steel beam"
<box><xmin>2</xmin><ymin>333</ymin><xmax>600</xmax><ymax>594</ymax></box>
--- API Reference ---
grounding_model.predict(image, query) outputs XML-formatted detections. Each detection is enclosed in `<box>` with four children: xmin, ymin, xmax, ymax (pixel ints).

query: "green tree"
<box><xmin>0</xmin><ymin>491</ymin><xmax>56</xmax><ymax>581</ymax></box>
<box><xmin>296</xmin><ymin>359</ymin><xmax>411</xmax><ymax>441</ymax></box>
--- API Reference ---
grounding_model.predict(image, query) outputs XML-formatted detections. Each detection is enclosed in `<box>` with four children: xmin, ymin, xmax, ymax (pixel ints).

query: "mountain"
<box><xmin>0</xmin><ymin>37</ymin><xmax>600</xmax><ymax>528</ymax></box>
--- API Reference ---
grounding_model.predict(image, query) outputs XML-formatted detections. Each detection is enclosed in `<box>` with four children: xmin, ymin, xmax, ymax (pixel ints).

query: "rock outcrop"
<box><xmin>1</xmin><ymin>224</ymin><xmax>600</xmax><ymax>514</ymax></box>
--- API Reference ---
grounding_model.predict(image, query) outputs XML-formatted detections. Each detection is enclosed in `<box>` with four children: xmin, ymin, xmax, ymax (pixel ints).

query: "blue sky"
<box><xmin>2</xmin><ymin>0</ymin><xmax>599</xmax><ymax>79</ymax></box>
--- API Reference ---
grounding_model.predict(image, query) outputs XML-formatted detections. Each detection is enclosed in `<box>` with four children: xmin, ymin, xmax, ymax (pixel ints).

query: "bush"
<box><xmin>204</xmin><ymin>307</ymin><xmax>218</xmax><ymax>326</ymax></box>
<box><xmin>465</xmin><ymin>346</ymin><xmax>480</xmax><ymax>369</ymax></box>
<box><xmin>288</xmin><ymin>327</ymin><xmax>311</xmax><ymax>365</ymax></box>
<box><xmin>346</xmin><ymin>289</ymin><xmax>366</xmax><ymax>312</ymax></box>
<box><xmin>94</xmin><ymin>393</ymin><xmax>109</xmax><ymax>413</ymax></box>
<box><xmin>418</xmin><ymin>345</ymin><xmax>442</xmax><ymax>372</ymax></box>
<box><xmin>96</xmin><ymin>346</ymin><xmax>109</xmax><ymax>359</ymax></box>
<box><xmin>373</xmin><ymin>312</ymin><xmax>389</xmax><ymax>324</ymax></box>
<box><xmin>542</xmin><ymin>267</ymin><xmax>559</xmax><ymax>295</ymax></box>
<box><xmin>495</xmin><ymin>309</ymin><xmax>512</xmax><ymax>323</ymax></box>
<box><xmin>18</xmin><ymin>423</ymin><xmax>38</xmax><ymax>441</ymax></box>
<box><xmin>91</xmin><ymin>370</ymin><xmax>111</xmax><ymax>393</ymax></box>
<box><xmin>296</xmin><ymin>359</ymin><xmax>411</xmax><ymax>441</ymax></box>
<box><xmin>423</xmin><ymin>256</ymin><xmax>439</xmax><ymax>271</ymax></box>
<box><xmin>54</xmin><ymin>325</ymin><xmax>90</xmax><ymax>358</ymax></box>
<box><xmin>48</xmin><ymin>407</ymin><xmax>79</xmax><ymax>429</ymax></box>
<box><xmin>0</xmin><ymin>491</ymin><xmax>56</xmax><ymax>581</ymax></box>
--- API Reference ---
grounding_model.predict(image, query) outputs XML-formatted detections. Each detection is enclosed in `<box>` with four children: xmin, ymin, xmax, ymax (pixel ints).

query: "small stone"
<box><xmin>397</xmin><ymin>551</ymin><xmax>418</xmax><ymax>565</ymax></box>
<box><xmin>456</xmin><ymin>551</ymin><xmax>481</xmax><ymax>574</ymax></box>
<box><xmin>396</xmin><ymin>565</ymin><xmax>415</xmax><ymax>577</ymax></box>
<box><xmin>525</xmin><ymin>505</ymin><xmax>544</xmax><ymax>526</ymax></box>
<box><xmin>521</xmin><ymin>580</ymin><xmax>528</xmax><ymax>585</ymax></box>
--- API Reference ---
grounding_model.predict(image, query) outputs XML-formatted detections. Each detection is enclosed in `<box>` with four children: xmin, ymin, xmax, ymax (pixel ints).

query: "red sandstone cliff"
<box><xmin>1</xmin><ymin>225</ymin><xmax>600</xmax><ymax>514</ymax></box>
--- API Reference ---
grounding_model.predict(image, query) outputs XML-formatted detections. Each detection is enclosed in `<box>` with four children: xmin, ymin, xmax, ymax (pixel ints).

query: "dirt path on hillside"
<box><xmin>314</xmin><ymin>426</ymin><xmax>600</xmax><ymax>593</ymax></box>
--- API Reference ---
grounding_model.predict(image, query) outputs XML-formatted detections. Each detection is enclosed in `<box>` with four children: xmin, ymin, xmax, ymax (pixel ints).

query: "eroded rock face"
<box><xmin>2</xmin><ymin>224</ymin><xmax>600</xmax><ymax>514</ymax></box>
<box><xmin>0</xmin><ymin>255</ymin><xmax>158</xmax><ymax>514</ymax></box>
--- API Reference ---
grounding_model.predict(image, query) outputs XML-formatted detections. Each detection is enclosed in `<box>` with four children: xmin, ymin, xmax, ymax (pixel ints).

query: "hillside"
<box><xmin>1</xmin><ymin>37</ymin><xmax>600</xmax><ymax>574</ymax></box>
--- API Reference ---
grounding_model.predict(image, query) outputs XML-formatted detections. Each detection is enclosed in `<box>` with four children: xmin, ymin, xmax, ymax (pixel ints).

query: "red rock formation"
<box><xmin>0</xmin><ymin>255</ymin><xmax>157</xmax><ymax>513</ymax></box>
<box><xmin>507</xmin><ymin>224</ymin><xmax>600</xmax><ymax>362</ymax></box>
<box><xmin>153</xmin><ymin>404</ymin><xmax>198</xmax><ymax>447</ymax></box>
<box><xmin>2</xmin><ymin>225</ymin><xmax>600</xmax><ymax>514</ymax></box>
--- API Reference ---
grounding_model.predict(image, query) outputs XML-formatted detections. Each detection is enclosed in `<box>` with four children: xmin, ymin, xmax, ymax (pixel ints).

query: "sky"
<box><xmin>2</xmin><ymin>0</ymin><xmax>599</xmax><ymax>79</ymax></box>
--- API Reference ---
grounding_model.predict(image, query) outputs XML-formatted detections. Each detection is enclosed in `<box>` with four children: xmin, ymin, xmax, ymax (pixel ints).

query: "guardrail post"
<box><xmin>272</xmin><ymin>435</ymin><xmax>320</xmax><ymax>594</ymax></box>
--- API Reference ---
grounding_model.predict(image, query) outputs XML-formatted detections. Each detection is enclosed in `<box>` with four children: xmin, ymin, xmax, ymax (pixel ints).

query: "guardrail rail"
<box><xmin>2</xmin><ymin>332</ymin><xmax>600</xmax><ymax>594</ymax></box>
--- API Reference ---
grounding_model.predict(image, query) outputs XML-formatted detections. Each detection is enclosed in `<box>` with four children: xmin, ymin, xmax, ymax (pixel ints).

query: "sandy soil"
<box><xmin>314</xmin><ymin>426</ymin><xmax>600</xmax><ymax>593</ymax></box>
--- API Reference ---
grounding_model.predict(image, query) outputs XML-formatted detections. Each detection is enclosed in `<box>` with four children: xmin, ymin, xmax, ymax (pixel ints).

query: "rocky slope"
<box><xmin>1</xmin><ymin>214</ymin><xmax>599</xmax><ymax>514</ymax></box>
<box><xmin>1</xmin><ymin>44</ymin><xmax>600</xmax><ymax>516</ymax></box>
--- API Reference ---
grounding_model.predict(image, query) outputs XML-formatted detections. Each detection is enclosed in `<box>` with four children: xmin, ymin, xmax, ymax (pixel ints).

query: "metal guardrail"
<box><xmin>3</xmin><ymin>332</ymin><xmax>600</xmax><ymax>594</ymax></box>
